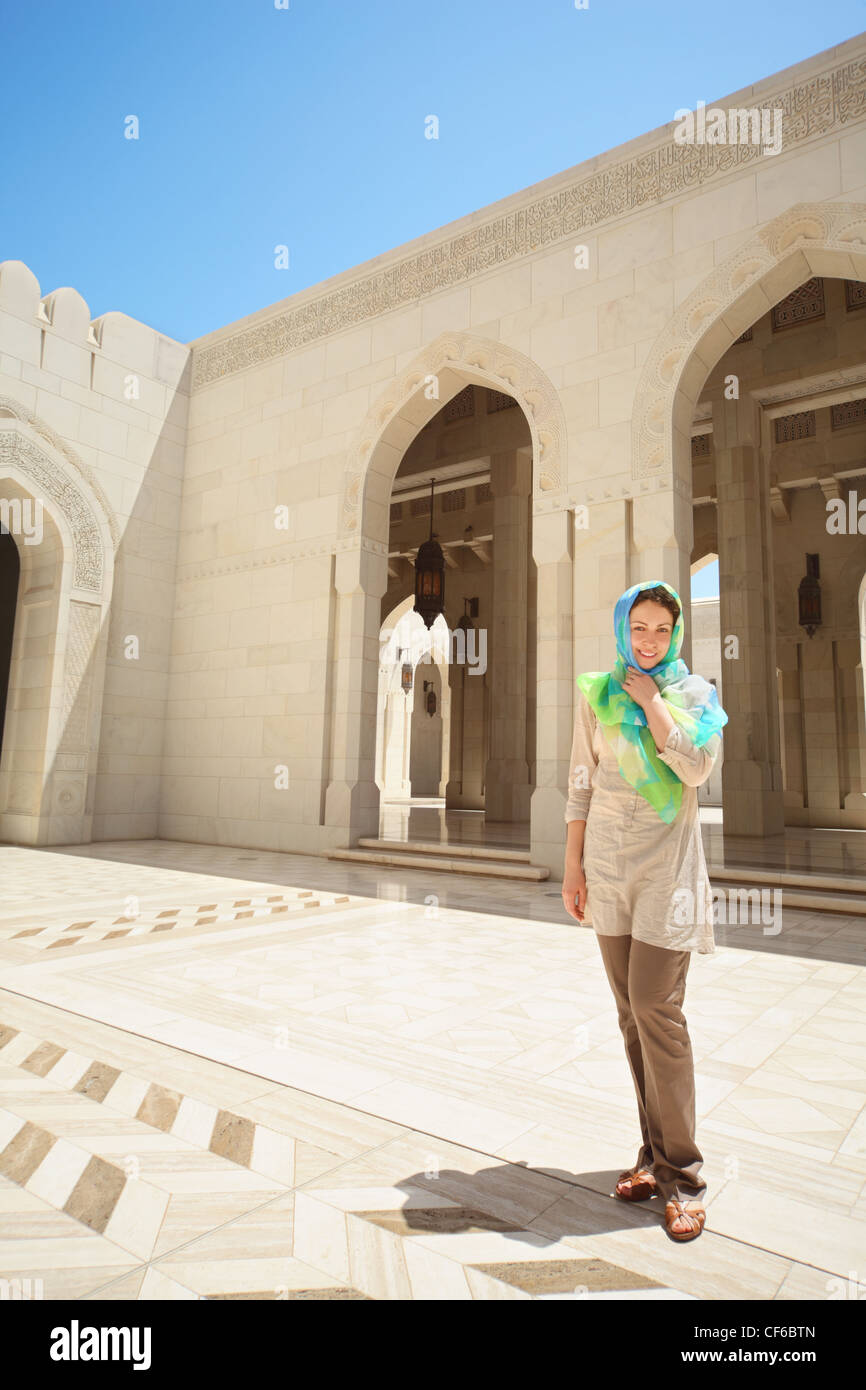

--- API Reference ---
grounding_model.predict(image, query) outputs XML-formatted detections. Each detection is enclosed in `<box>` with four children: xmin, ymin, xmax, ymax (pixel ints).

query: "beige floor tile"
<box><xmin>2</xmin><ymin>836</ymin><xmax>864</xmax><ymax>1299</ymax></box>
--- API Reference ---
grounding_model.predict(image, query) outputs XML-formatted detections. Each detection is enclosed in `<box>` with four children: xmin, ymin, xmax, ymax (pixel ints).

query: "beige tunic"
<box><xmin>564</xmin><ymin>688</ymin><xmax>722</xmax><ymax>954</ymax></box>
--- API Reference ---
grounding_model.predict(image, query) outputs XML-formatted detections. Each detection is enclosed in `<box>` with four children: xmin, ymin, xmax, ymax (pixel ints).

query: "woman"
<box><xmin>562</xmin><ymin>579</ymin><xmax>727</xmax><ymax>1242</ymax></box>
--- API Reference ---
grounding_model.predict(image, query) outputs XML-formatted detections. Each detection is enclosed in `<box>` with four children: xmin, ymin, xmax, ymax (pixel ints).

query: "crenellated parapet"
<box><xmin>0</xmin><ymin>259</ymin><xmax>190</xmax><ymax>390</ymax></box>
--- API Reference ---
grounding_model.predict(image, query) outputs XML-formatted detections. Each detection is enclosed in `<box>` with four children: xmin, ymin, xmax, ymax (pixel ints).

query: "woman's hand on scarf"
<box><xmin>622</xmin><ymin>665</ymin><xmax>661</xmax><ymax>710</ymax></box>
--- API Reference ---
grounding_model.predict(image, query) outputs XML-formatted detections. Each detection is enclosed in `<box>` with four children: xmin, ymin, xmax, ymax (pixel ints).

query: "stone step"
<box><xmin>706</xmin><ymin>866</ymin><xmax>865</xmax><ymax>914</ymax></box>
<box><xmin>328</xmin><ymin>845</ymin><xmax>549</xmax><ymax>881</ymax></box>
<box><xmin>709</xmin><ymin>865</ymin><xmax>866</xmax><ymax>895</ymax></box>
<box><xmin>330</xmin><ymin>840</ymin><xmax>864</xmax><ymax>902</ymax></box>
<box><xmin>357</xmin><ymin>837</ymin><xmax>534</xmax><ymax>862</ymax></box>
<box><xmin>328</xmin><ymin>834</ymin><xmax>544</xmax><ymax>878</ymax></box>
<box><xmin>745</xmin><ymin>887</ymin><xmax>865</xmax><ymax>915</ymax></box>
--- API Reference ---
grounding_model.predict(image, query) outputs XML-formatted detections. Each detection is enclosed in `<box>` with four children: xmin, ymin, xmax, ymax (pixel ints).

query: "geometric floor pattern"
<box><xmin>1</xmin><ymin>890</ymin><xmax>353</xmax><ymax>952</ymax></box>
<box><xmin>1</xmin><ymin>838</ymin><xmax>865</xmax><ymax>1300</ymax></box>
<box><xmin>0</xmin><ymin>1019</ymin><xmax>687</xmax><ymax>1301</ymax></box>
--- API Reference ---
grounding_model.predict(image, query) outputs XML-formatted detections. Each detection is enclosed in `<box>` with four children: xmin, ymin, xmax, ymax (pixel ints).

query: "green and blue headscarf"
<box><xmin>576</xmin><ymin>579</ymin><xmax>728</xmax><ymax>824</ymax></box>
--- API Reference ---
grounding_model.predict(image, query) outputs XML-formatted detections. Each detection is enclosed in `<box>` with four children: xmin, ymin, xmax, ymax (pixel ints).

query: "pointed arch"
<box><xmin>0</xmin><ymin>394</ymin><xmax>118</xmax><ymax>590</ymax></box>
<box><xmin>326</xmin><ymin>332</ymin><xmax>570</xmax><ymax>860</ymax></box>
<box><xmin>632</xmin><ymin>201</ymin><xmax>866</xmax><ymax>836</ymax></box>
<box><xmin>0</xmin><ymin>407</ymin><xmax>115</xmax><ymax>844</ymax></box>
<box><xmin>632</xmin><ymin>201</ymin><xmax>866</xmax><ymax>481</ymax></box>
<box><xmin>339</xmin><ymin>330</ymin><xmax>568</xmax><ymax>542</ymax></box>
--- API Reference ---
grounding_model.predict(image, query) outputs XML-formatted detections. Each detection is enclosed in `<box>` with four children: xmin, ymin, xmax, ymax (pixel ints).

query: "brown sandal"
<box><xmin>664</xmin><ymin>1199</ymin><xmax>706</xmax><ymax>1241</ymax></box>
<box><xmin>614</xmin><ymin>1167</ymin><xmax>657</xmax><ymax>1201</ymax></box>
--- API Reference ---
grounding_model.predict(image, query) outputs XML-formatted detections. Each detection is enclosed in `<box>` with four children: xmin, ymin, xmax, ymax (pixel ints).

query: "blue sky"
<box><xmin>2</xmin><ymin>1</ymin><xmax>862</xmax><ymax>344</ymax></box>
<box><xmin>692</xmin><ymin>559</ymin><xmax>720</xmax><ymax>600</ymax></box>
<box><xmin>2</xmin><ymin>2</ymin><xmax>861</xmax><ymax>607</ymax></box>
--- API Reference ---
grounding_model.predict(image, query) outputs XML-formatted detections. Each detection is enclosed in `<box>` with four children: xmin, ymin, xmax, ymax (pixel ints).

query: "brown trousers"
<box><xmin>595</xmin><ymin>932</ymin><xmax>706</xmax><ymax>1204</ymax></box>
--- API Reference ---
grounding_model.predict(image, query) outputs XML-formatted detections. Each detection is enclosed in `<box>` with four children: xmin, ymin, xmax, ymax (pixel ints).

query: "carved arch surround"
<box><xmin>340</xmin><ymin>332</ymin><xmax>567</xmax><ymax>537</ymax></box>
<box><xmin>0</xmin><ymin>407</ymin><xmax>117</xmax><ymax>843</ymax></box>
<box><xmin>0</xmin><ymin>401</ymin><xmax>117</xmax><ymax>594</ymax></box>
<box><xmin>631</xmin><ymin>201</ymin><xmax>866</xmax><ymax>479</ymax></box>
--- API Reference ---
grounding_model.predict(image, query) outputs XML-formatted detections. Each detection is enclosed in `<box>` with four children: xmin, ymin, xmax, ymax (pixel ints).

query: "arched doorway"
<box><xmin>0</xmin><ymin>413</ymin><xmax>115</xmax><ymax>845</ymax></box>
<box><xmin>324</xmin><ymin>331</ymin><xmax>570</xmax><ymax>872</ymax></box>
<box><xmin>633</xmin><ymin>201</ymin><xmax>866</xmax><ymax>835</ymax></box>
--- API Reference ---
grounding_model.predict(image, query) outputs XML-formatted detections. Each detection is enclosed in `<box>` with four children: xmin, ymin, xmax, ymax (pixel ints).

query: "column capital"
<box><xmin>489</xmin><ymin>450</ymin><xmax>531</xmax><ymax>498</ymax></box>
<box><xmin>710</xmin><ymin>390</ymin><xmax>762</xmax><ymax>452</ymax></box>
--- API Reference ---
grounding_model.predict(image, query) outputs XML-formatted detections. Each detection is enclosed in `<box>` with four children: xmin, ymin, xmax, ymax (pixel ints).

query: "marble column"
<box><xmin>444</xmin><ymin>653</ymin><xmax>465</xmax><ymax>806</ymax></box>
<box><xmin>445</xmin><ymin>628</ymin><xmax>486</xmax><ymax>809</ymax></box>
<box><xmin>711</xmin><ymin>391</ymin><xmax>785</xmax><ymax>837</ymax></box>
<box><xmin>631</xmin><ymin>485</ymin><xmax>696</xmax><ymax>673</ymax></box>
<box><xmin>529</xmin><ymin>505</ymin><xmax>574</xmax><ymax>876</ymax></box>
<box><xmin>323</xmin><ymin>540</ymin><xmax>387</xmax><ymax>847</ymax></box>
<box><xmin>848</xmin><ymin>639</ymin><xmax>866</xmax><ymax>824</ymax></box>
<box><xmin>484</xmin><ymin>450</ymin><xmax>532</xmax><ymax>823</ymax></box>
<box><xmin>382</xmin><ymin>686</ymin><xmax>410</xmax><ymax>795</ymax></box>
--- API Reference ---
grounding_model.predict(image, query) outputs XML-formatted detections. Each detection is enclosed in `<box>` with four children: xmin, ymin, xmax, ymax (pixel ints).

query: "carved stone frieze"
<box><xmin>0</xmin><ymin>428</ymin><xmax>105</xmax><ymax>591</ymax></box>
<box><xmin>0</xmin><ymin>396</ymin><xmax>119</xmax><ymax>550</ymax></box>
<box><xmin>192</xmin><ymin>55</ymin><xmax>866</xmax><ymax>391</ymax></box>
<box><xmin>751</xmin><ymin>364</ymin><xmax>866</xmax><ymax>407</ymax></box>
<box><xmin>59</xmin><ymin>601</ymin><xmax>101</xmax><ymax>753</ymax></box>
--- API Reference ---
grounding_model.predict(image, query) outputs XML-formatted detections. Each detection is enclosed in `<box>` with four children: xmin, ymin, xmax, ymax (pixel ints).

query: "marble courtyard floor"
<box><xmin>0</xmin><ymin>838</ymin><xmax>864</xmax><ymax>1302</ymax></box>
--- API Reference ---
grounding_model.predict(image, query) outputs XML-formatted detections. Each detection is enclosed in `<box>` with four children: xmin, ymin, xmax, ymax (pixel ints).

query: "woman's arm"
<box><xmin>563</xmin><ymin>693</ymin><xmax>596</xmax><ymax>916</ymax></box>
<box><xmin>643</xmin><ymin>691</ymin><xmax>676</xmax><ymax>751</ymax></box>
<box><xmin>655</xmin><ymin>716</ymin><xmax>721</xmax><ymax>788</ymax></box>
<box><xmin>564</xmin><ymin>816</ymin><xmax>586</xmax><ymax>869</ymax></box>
<box><xmin>628</xmin><ymin>675</ymin><xmax>720</xmax><ymax>787</ymax></box>
<box><xmin>563</xmin><ymin>817</ymin><xmax>588</xmax><ymax>920</ymax></box>
<box><xmin>564</xmin><ymin>691</ymin><xmax>598</xmax><ymax>830</ymax></box>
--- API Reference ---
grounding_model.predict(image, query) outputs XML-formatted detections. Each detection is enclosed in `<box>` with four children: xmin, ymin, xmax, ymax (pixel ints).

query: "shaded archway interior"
<box><xmin>0</xmin><ymin>527</ymin><xmax>19</xmax><ymax>764</ymax></box>
<box><xmin>375</xmin><ymin>381</ymin><xmax>536</xmax><ymax>849</ymax></box>
<box><xmin>684</xmin><ymin>270</ymin><xmax>866</xmax><ymax>849</ymax></box>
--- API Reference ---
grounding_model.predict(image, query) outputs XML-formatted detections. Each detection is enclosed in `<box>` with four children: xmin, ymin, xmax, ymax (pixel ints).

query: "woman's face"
<box><xmin>629</xmin><ymin>599</ymin><xmax>673</xmax><ymax>668</ymax></box>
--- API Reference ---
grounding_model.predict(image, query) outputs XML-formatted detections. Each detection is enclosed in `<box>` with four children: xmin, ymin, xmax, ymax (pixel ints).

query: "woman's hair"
<box><xmin>630</xmin><ymin>585</ymin><xmax>680</xmax><ymax>629</ymax></box>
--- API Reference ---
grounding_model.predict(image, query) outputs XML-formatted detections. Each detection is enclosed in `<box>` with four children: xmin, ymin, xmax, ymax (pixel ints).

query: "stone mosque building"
<box><xmin>0</xmin><ymin>35</ymin><xmax>865</xmax><ymax>881</ymax></box>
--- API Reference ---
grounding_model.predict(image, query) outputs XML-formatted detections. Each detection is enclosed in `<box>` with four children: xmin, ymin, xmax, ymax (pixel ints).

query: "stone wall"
<box><xmin>0</xmin><ymin>260</ymin><xmax>189</xmax><ymax>842</ymax></box>
<box><xmin>158</xmin><ymin>33</ymin><xmax>866</xmax><ymax>860</ymax></box>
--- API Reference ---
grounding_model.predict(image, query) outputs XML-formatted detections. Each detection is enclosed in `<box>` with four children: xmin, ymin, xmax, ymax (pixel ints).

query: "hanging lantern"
<box><xmin>414</xmin><ymin>476</ymin><xmax>445</xmax><ymax>631</ymax></box>
<box><xmin>401</xmin><ymin>661</ymin><xmax>413</xmax><ymax>694</ymax></box>
<box><xmin>798</xmin><ymin>553</ymin><xmax>822</xmax><ymax>638</ymax></box>
<box><xmin>426</xmin><ymin>686</ymin><xmax>437</xmax><ymax>718</ymax></box>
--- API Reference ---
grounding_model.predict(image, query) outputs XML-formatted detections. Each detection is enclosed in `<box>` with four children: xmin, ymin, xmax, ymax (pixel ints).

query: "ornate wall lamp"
<box><xmin>798</xmin><ymin>553</ymin><xmax>822</xmax><ymax>638</ymax></box>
